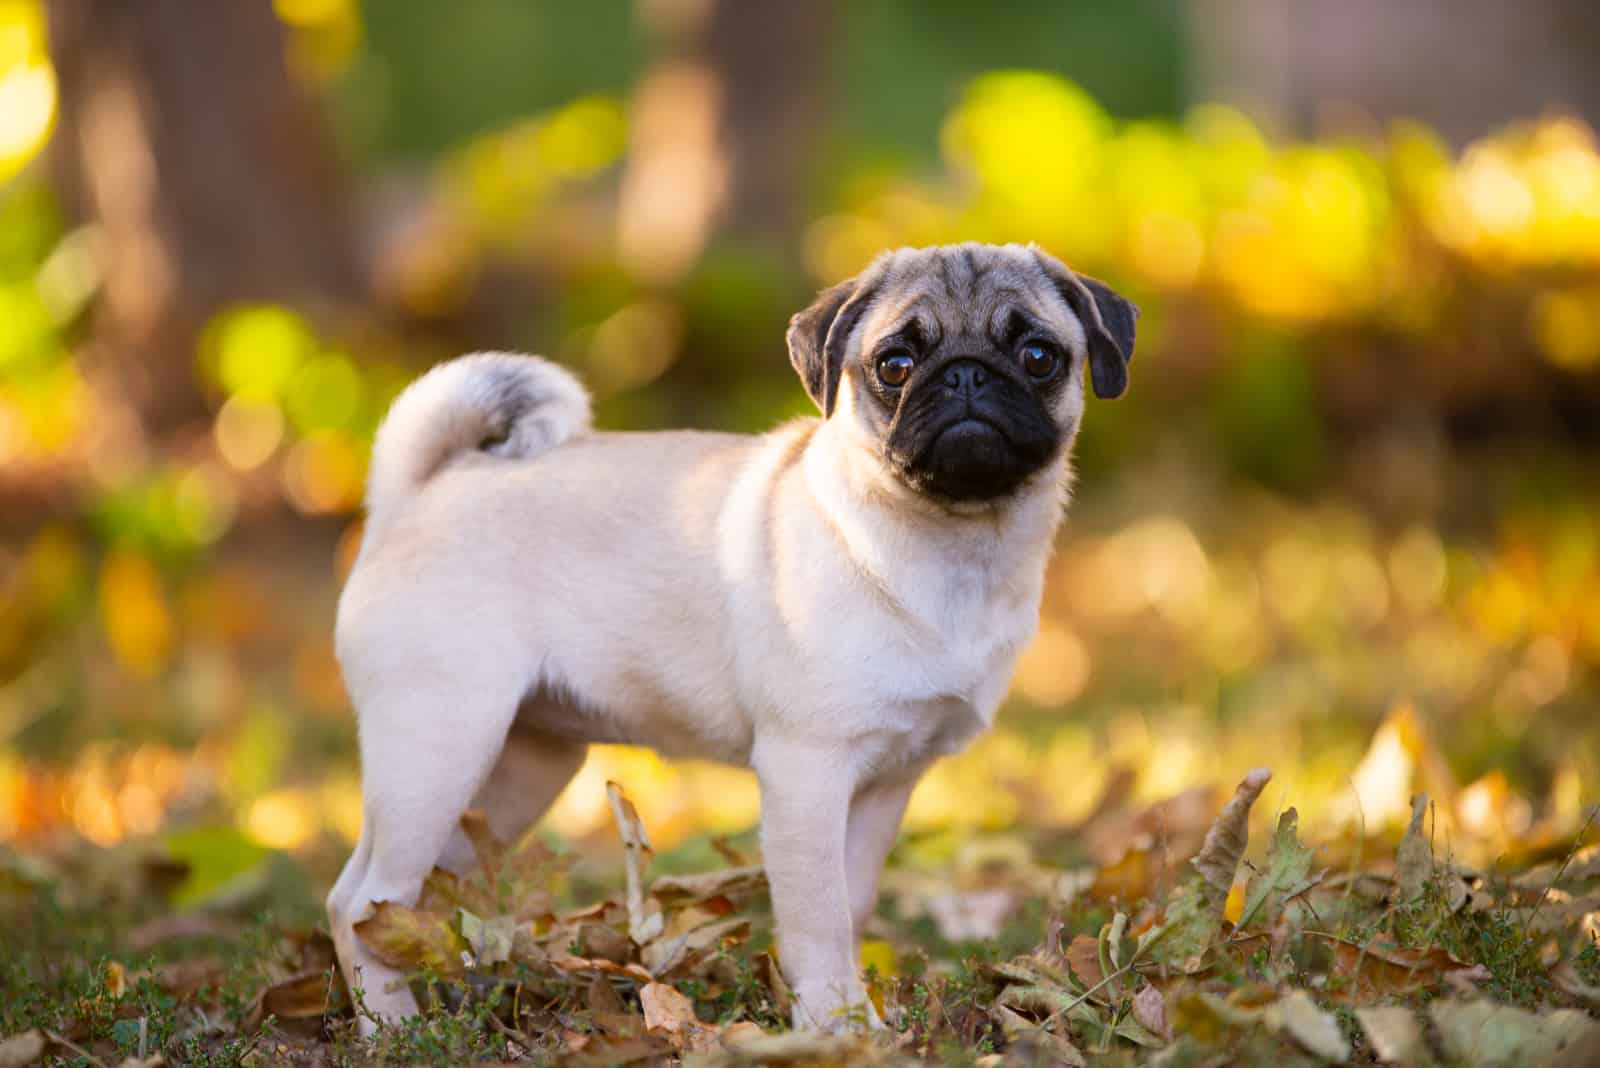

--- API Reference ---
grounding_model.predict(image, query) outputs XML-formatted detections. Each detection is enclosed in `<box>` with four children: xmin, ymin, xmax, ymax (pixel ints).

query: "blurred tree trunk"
<box><xmin>1188</xmin><ymin>0</ymin><xmax>1600</xmax><ymax>144</ymax></box>
<box><xmin>618</xmin><ymin>0</ymin><xmax>833</xmax><ymax>283</ymax></box>
<box><xmin>44</xmin><ymin>0</ymin><xmax>364</xmax><ymax>436</ymax></box>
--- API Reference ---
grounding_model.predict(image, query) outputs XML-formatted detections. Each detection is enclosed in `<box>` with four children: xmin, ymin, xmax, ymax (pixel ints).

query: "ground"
<box><xmin>3</xmin><ymin>770</ymin><xmax>1597</xmax><ymax>1067</ymax></box>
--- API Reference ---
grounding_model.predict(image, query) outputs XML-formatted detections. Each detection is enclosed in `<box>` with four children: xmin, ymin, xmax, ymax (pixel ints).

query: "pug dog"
<box><xmin>326</xmin><ymin>242</ymin><xmax>1136</xmax><ymax>1033</ymax></box>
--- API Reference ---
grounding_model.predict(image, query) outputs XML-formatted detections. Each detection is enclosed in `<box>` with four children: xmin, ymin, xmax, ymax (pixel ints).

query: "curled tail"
<box><xmin>365</xmin><ymin>352</ymin><xmax>591</xmax><ymax>520</ymax></box>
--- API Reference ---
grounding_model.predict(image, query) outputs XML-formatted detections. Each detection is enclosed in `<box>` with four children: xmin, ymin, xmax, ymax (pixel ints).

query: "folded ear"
<box><xmin>786</xmin><ymin>275</ymin><xmax>879</xmax><ymax>416</ymax></box>
<box><xmin>1034</xmin><ymin>252</ymin><xmax>1139</xmax><ymax>399</ymax></box>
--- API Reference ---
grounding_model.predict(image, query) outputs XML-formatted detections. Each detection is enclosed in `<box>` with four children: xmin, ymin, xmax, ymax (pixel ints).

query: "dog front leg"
<box><xmin>846</xmin><ymin>773</ymin><xmax>919</xmax><ymax>948</ymax></box>
<box><xmin>754</xmin><ymin>738</ymin><xmax>872</xmax><ymax>1031</ymax></box>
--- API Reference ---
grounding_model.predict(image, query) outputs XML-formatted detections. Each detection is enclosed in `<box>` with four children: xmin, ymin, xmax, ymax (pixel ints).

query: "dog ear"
<box><xmin>1034</xmin><ymin>252</ymin><xmax>1138</xmax><ymax>400</ymax></box>
<box><xmin>786</xmin><ymin>276</ymin><xmax>879</xmax><ymax>417</ymax></box>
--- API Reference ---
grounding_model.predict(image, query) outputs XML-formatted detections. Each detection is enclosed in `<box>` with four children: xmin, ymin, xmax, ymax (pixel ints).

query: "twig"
<box><xmin>45</xmin><ymin>1030</ymin><xmax>108</xmax><ymax>1068</ymax></box>
<box><xmin>1522</xmin><ymin>803</ymin><xmax>1599</xmax><ymax>940</ymax></box>
<box><xmin>487</xmin><ymin>1009</ymin><xmax>535</xmax><ymax>1053</ymax></box>
<box><xmin>1045</xmin><ymin>960</ymin><xmax>1144</xmax><ymax>1027</ymax></box>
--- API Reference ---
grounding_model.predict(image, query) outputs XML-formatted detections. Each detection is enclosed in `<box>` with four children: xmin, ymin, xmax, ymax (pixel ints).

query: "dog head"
<box><xmin>787</xmin><ymin>243</ymin><xmax>1137</xmax><ymax>504</ymax></box>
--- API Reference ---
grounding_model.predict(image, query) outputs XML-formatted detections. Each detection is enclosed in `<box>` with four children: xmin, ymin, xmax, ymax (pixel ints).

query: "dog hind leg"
<box><xmin>436</xmin><ymin>724</ymin><xmax>588</xmax><ymax>873</ymax></box>
<box><xmin>325</xmin><ymin>670</ymin><xmax>524</xmax><ymax>1034</ymax></box>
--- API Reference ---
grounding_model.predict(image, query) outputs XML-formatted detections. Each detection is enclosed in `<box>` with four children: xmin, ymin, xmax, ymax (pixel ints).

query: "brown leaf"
<box><xmin>247</xmin><ymin>969</ymin><xmax>345</xmax><ymax>1029</ymax></box>
<box><xmin>1132</xmin><ymin>983</ymin><xmax>1169</xmax><ymax>1043</ymax></box>
<box><xmin>353</xmin><ymin>901</ymin><xmax>466</xmax><ymax>972</ymax></box>
<box><xmin>550</xmin><ymin>953</ymin><xmax>654</xmax><ymax>983</ymax></box>
<box><xmin>720</xmin><ymin>1020</ymin><xmax>765</xmax><ymax>1047</ymax></box>
<box><xmin>649</xmin><ymin>865</ymin><xmax>767</xmax><ymax>909</ymax></box>
<box><xmin>585</xmin><ymin>975</ymin><xmax>643</xmax><ymax>1038</ymax></box>
<box><xmin>1192</xmin><ymin>768</ymin><xmax>1272</xmax><ymax>911</ymax></box>
<box><xmin>640</xmin><ymin>981</ymin><xmax>697</xmax><ymax>1032</ymax></box>
<box><xmin>639</xmin><ymin>981</ymin><xmax>722</xmax><ymax>1053</ymax></box>
<box><xmin>1064</xmin><ymin>934</ymin><xmax>1104</xmax><ymax>990</ymax></box>
<box><xmin>642</xmin><ymin>917</ymin><xmax>751</xmax><ymax>978</ymax></box>
<box><xmin>574</xmin><ymin>921</ymin><xmax>634</xmax><ymax>964</ymax></box>
<box><xmin>1313</xmin><ymin>934</ymin><xmax>1491</xmax><ymax>1001</ymax></box>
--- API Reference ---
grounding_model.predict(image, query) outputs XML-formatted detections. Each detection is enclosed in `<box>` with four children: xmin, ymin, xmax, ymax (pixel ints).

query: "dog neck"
<box><xmin>801</xmin><ymin>417</ymin><xmax>1071</xmax><ymax>625</ymax></box>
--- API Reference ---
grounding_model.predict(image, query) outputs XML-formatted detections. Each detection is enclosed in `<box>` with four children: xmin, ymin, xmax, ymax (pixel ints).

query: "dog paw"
<box><xmin>790</xmin><ymin>984</ymin><xmax>881</xmax><ymax>1033</ymax></box>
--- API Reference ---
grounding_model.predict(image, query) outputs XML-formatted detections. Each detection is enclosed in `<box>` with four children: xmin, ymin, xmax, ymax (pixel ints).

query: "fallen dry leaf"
<box><xmin>1430</xmin><ymin>1000</ymin><xmax>1597</xmax><ymax>1068</ymax></box>
<box><xmin>990</xmin><ymin>1003</ymin><xmax>1087</xmax><ymax>1067</ymax></box>
<box><xmin>1355</xmin><ymin>1006</ymin><xmax>1429</xmax><ymax>1065</ymax></box>
<box><xmin>607</xmin><ymin>781</ymin><xmax>664</xmax><ymax>944</ymax></box>
<box><xmin>1551</xmin><ymin>960</ymin><xmax>1600</xmax><ymax>1007</ymax></box>
<box><xmin>1395</xmin><ymin>794</ymin><xmax>1433</xmax><ymax>904</ymax></box>
<box><xmin>1192</xmin><ymin>768</ymin><xmax>1272</xmax><ymax>910</ymax></box>
<box><xmin>1313</xmin><ymin>934</ymin><xmax>1491</xmax><ymax>1001</ymax></box>
<box><xmin>550</xmin><ymin>953</ymin><xmax>655</xmax><ymax>983</ymax></box>
<box><xmin>458</xmin><ymin>908</ymin><xmax>517</xmax><ymax>966</ymax></box>
<box><xmin>1267</xmin><ymin>989</ymin><xmax>1350</xmax><ymax>1062</ymax></box>
<box><xmin>650</xmin><ymin>865</ymin><xmax>767</xmax><ymax>909</ymax></box>
<box><xmin>1131</xmin><ymin>983</ymin><xmax>1169</xmax><ymax>1042</ymax></box>
<box><xmin>247</xmin><ymin>969</ymin><xmax>344</xmax><ymax>1028</ymax></box>
<box><xmin>720</xmin><ymin>1020</ymin><xmax>765</xmax><ymax>1047</ymax></box>
<box><xmin>1236</xmin><ymin>807</ymin><xmax>1316</xmax><ymax>931</ymax></box>
<box><xmin>640</xmin><ymin>981</ymin><xmax>696</xmax><ymax>1031</ymax></box>
<box><xmin>0</xmin><ymin>1030</ymin><xmax>45</xmax><ymax>1068</ymax></box>
<box><xmin>353</xmin><ymin>900</ymin><xmax>466</xmax><ymax>972</ymax></box>
<box><xmin>1513</xmin><ymin>844</ymin><xmax>1600</xmax><ymax>892</ymax></box>
<box><xmin>638</xmin><ymin>981</ymin><xmax>722</xmax><ymax>1053</ymax></box>
<box><xmin>1064</xmin><ymin>933</ymin><xmax>1103</xmax><ymax>989</ymax></box>
<box><xmin>641</xmin><ymin>916</ymin><xmax>750</xmax><ymax>977</ymax></box>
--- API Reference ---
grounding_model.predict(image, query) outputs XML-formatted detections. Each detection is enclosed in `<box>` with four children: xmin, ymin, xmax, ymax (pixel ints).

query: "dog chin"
<box><xmin>894</xmin><ymin>418</ymin><xmax>1050</xmax><ymax>503</ymax></box>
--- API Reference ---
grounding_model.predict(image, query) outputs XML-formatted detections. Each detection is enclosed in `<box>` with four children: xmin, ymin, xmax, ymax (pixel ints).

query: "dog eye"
<box><xmin>1020</xmin><ymin>342</ymin><xmax>1058</xmax><ymax>379</ymax></box>
<box><xmin>877</xmin><ymin>352</ymin><xmax>915</xmax><ymax>387</ymax></box>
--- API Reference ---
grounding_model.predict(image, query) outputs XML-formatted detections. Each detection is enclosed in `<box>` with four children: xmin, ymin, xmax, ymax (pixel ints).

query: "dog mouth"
<box><xmin>889</xmin><ymin>416</ymin><xmax>1033</xmax><ymax>502</ymax></box>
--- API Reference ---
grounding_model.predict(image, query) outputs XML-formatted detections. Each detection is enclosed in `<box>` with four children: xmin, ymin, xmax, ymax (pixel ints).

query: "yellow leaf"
<box><xmin>859</xmin><ymin>939</ymin><xmax>897</xmax><ymax>977</ymax></box>
<box><xmin>353</xmin><ymin>901</ymin><xmax>466</xmax><ymax>973</ymax></box>
<box><xmin>1223</xmin><ymin>879</ymin><xmax>1246</xmax><ymax>925</ymax></box>
<box><xmin>105</xmin><ymin>960</ymin><xmax>127</xmax><ymax>998</ymax></box>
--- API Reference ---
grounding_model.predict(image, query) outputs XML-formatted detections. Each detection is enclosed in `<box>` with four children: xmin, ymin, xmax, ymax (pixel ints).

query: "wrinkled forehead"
<box><xmin>857</xmin><ymin>246</ymin><xmax>1086</xmax><ymax>354</ymax></box>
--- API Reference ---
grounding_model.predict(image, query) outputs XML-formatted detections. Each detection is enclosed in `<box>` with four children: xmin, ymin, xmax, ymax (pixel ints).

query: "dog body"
<box><xmin>327</xmin><ymin>243</ymin><xmax>1135</xmax><ymax>1032</ymax></box>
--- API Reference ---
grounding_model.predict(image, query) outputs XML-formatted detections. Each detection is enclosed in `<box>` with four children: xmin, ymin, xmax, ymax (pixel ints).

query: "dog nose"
<box><xmin>942</xmin><ymin>360</ymin><xmax>989</xmax><ymax>396</ymax></box>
